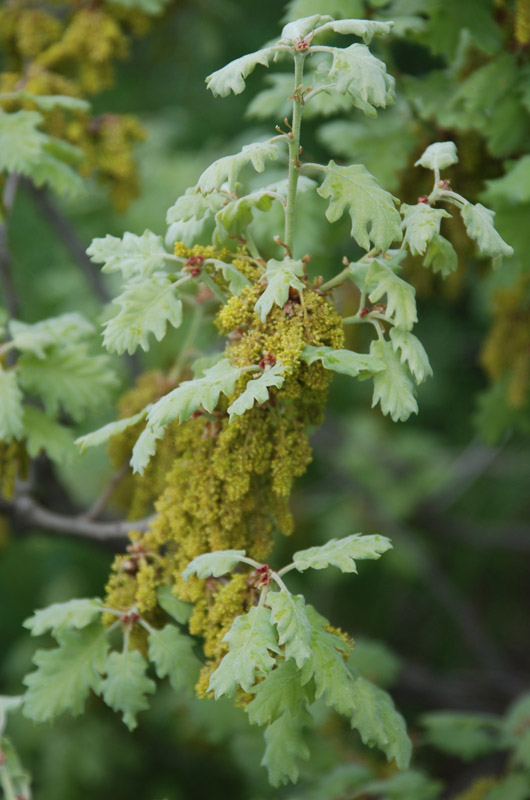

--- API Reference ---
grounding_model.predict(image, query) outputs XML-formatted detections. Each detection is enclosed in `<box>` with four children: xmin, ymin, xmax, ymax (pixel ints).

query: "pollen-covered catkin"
<box><xmin>104</xmin><ymin>262</ymin><xmax>345</xmax><ymax>692</ymax></box>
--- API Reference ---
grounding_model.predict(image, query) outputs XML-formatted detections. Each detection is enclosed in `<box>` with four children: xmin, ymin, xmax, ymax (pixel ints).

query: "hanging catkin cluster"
<box><xmin>0</xmin><ymin>0</ymin><xmax>164</xmax><ymax>208</ymax></box>
<box><xmin>104</xmin><ymin>245</ymin><xmax>345</xmax><ymax>693</ymax></box>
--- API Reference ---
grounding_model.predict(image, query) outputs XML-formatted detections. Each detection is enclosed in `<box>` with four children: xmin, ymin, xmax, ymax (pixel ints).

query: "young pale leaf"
<box><xmin>247</xmin><ymin>659</ymin><xmax>311</xmax><ymax>725</ymax></box>
<box><xmin>148</xmin><ymin>625</ymin><xmax>200</xmax><ymax>695</ymax></box>
<box><xmin>132</xmin><ymin>360</ymin><xmax>243</xmax><ymax>473</ymax></box>
<box><xmin>213</xmin><ymin>191</ymin><xmax>275</xmax><ymax>245</ymax></box>
<box><xmin>206</xmin><ymin>48</ymin><xmax>276</xmax><ymax>97</ymax></box>
<box><xmin>76</xmin><ymin>407</ymin><xmax>150</xmax><ymax>453</ymax></box>
<box><xmin>18</xmin><ymin>344</ymin><xmax>116</xmax><ymax>422</ymax></box>
<box><xmin>415</xmin><ymin>141</ymin><xmax>458</xmax><ymax>172</ymax></box>
<box><xmin>301</xmin><ymin>608</ymin><xmax>355</xmax><ymax>715</ymax></box>
<box><xmin>23</xmin><ymin>598</ymin><xmax>103</xmax><ymax>637</ymax></box>
<box><xmin>8</xmin><ymin>312</ymin><xmax>94</xmax><ymax>358</ymax></box>
<box><xmin>197</xmin><ymin>140</ymin><xmax>280</xmax><ymax>194</ymax></box>
<box><xmin>322</xmin><ymin>45</ymin><xmax>395</xmax><ymax>116</ymax></box>
<box><xmin>227</xmin><ymin>363</ymin><xmax>286</xmax><ymax>419</ymax></box>
<box><xmin>87</xmin><ymin>231</ymin><xmax>169</xmax><ymax>279</ymax></box>
<box><xmin>182</xmin><ymin>549</ymin><xmax>247</xmax><ymax>580</ymax></box>
<box><xmin>254</xmin><ymin>258</ymin><xmax>306</xmax><ymax>321</ymax></box>
<box><xmin>350</xmin><ymin>676</ymin><xmax>412</xmax><ymax>770</ymax></box>
<box><xmin>209</xmin><ymin>260</ymin><xmax>252</xmax><ymax>296</ymax></box>
<box><xmin>157</xmin><ymin>585</ymin><xmax>193</xmax><ymax>624</ymax></box>
<box><xmin>370</xmin><ymin>339</ymin><xmax>418</xmax><ymax>422</ymax></box>
<box><xmin>103</xmin><ymin>273</ymin><xmax>183</xmax><ymax>355</ymax></box>
<box><xmin>367</xmin><ymin>258</ymin><xmax>417</xmax><ymax>330</ymax></box>
<box><xmin>23</xmin><ymin>622</ymin><xmax>109</xmax><ymax>722</ymax></box>
<box><xmin>318</xmin><ymin>161</ymin><xmax>402</xmax><ymax>251</ymax></box>
<box><xmin>0</xmin><ymin>109</ymin><xmax>45</xmax><ymax>174</ymax></box>
<box><xmin>267</xmin><ymin>591</ymin><xmax>312</xmax><ymax>668</ymax></box>
<box><xmin>280</xmin><ymin>15</ymin><xmax>332</xmax><ymax>42</ymax></box>
<box><xmin>262</xmin><ymin>713</ymin><xmax>310</xmax><ymax>787</ymax></box>
<box><xmin>208</xmin><ymin>606</ymin><xmax>280</xmax><ymax>697</ymax></box>
<box><xmin>283</xmin><ymin>0</ymin><xmax>364</xmax><ymax>21</ymax></box>
<box><xmin>166</xmin><ymin>188</ymin><xmax>225</xmax><ymax>225</ymax></box>
<box><xmin>423</xmin><ymin>233</ymin><xmax>458</xmax><ymax>276</ymax></box>
<box><xmin>401</xmin><ymin>203</ymin><xmax>451</xmax><ymax>256</ymax></box>
<box><xmin>292</xmin><ymin>533</ymin><xmax>392</xmax><ymax>574</ymax></box>
<box><xmin>316</xmin><ymin>19</ymin><xmax>393</xmax><ymax>44</ymax></box>
<box><xmin>300</xmin><ymin>345</ymin><xmax>385</xmax><ymax>377</ymax></box>
<box><xmin>390</xmin><ymin>328</ymin><xmax>433</xmax><ymax>385</ymax></box>
<box><xmin>101</xmin><ymin>650</ymin><xmax>156</xmax><ymax>731</ymax></box>
<box><xmin>461</xmin><ymin>202</ymin><xmax>514</xmax><ymax>267</ymax></box>
<box><xmin>0</xmin><ymin>368</ymin><xmax>24</xmax><ymax>442</ymax></box>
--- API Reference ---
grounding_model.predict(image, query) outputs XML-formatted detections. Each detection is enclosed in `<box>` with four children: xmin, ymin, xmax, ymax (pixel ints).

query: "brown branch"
<box><xmin>25</xmin><ymin>181</ymin><xmax>111</xmax><ymax>304</ymax></box>
<box><xmin>81</xmin><ymin>461</ymin><xmax>130</xmax><ymax>521</ymax></box>
<box><xmin>0</xmin><ymin>491</ymin><xmax>153</xmax><ymax>542</ymax></box>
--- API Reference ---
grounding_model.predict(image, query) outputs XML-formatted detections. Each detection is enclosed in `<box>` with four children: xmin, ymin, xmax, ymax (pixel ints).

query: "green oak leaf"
<box><xmin>301</xmin><ymin>626</ymin><xmax>355</xmax><ymax>715</ymax></box>
<box><xmin>247</xmin><ymin>658</ymin><xmax>312</xmax><ymax>725</ymax></box>
<box><xmin>280</xmin><ymin>15</ymin><xmax>332</xmax><ymax>42</ymax></box>
<box><xmin>461</xmin><ymin>202</ymin><xmax>514</xmax><ymax>267</ymax></box>
<box><xmin>87</xmin><ymin>231</ymin><xmax>169</xmax><ymax>279</ymax></box>
<box><xmin>208</xmin><ymin>605</ymin><xmax>280</xmax><ymax>696</ymax></box>
<box><xmin>300</xmin><ymin>345</ymin><xmax>385</xmax><ymax>377</ymax></box>
<box><xmin>23</xmin><ymin>407</ymin><xmax>76</xmax><ymax>464</ymax></box>
<box><xmin>227</xmin><ymin>362</ymin><xmax>286</xmax><ymax>419</ymax></box>
<box><xmin>23</xmin><ymin>622</ymin><xmax>109</xmax><ymax>722</ymax></box>
<box><xmin>421</xmin><ymin>711</ymin><xmax>502</xmax><ymax>761</ymax></box>
<box><xmin>262</xmin><ymin>713</ymin><xmax>310</xmax><ymax>787</ymax></box>
<box><xmin>101</xmin><ymin>650</ymin><xmax>156</xmax><ymax>731</ymax></box>
<box><xmin>370</xmin><ymin>339</ymin><xmax>418</xmax><ymax>422</ymax></box>
<box><xmin>182</xmin><ymin>549</ymin><xmax>247</xmax><ymax>580</ymax></box>
<box><xmin>423</xmin><ymin>233</ymin><xmax>458</xmax><ymax>277</ymax></box>
<box><xmin>8</xmin><ymin>312</ymin><xmax>94</xmax><ymax>358</ymax></box>
<box><xmin>148</xmin><ymin>625</ymin><xmax>200</xmax><ymax>695</ymax></box>
<box><xmin>389</xmin><ymin>328</ymin><xmax>433</xmax><ymax>385</ymax></box>
<box><xmin>401</xmin><ymin>203</ymin><xmax>451</xmax><ymax>256</ymax></box>
<box><xmin>103</xmin><ymin>273</ymin><xmax>183</xmax><ymax>355</ymax></box>
<box><xmin>17</xmin><ymin>343</ymin><xmax>116</xmax><ymax>422</ymax></box>
<box><xmin>291</xmin><ymin>533</ymin><xmax>392</xmax><ymax>573</ymax></box>
<box><xmin>350</xmin><ymin>676</ymin><xmax>412</xmax><ymax>769</ymax></box>
<box><xmin>157</xmin><ymin>585</ymin><xmax>193</xmax><ymax>624</ymax></box>
<box><xmin>196</xmin><ymin>140</ymin><xmax>280</xmax><ymax>194</ymax></box>
<box><xmin>318</xmin><ymin>44</ymin><xmax>395</xmax><ymax>117</ymax></box>
<box><xmin>267</xmin><ymin>591</ymin><xmax>312</xmax><ymax>668</ymax></box>
<box><xmin>318</xmin><ymin>161</ymin><xmax>402</xmax><ymax>251</ymax></box>
<box><xmin>132</xmin><ymin>359</ymin><xmax>243</xmax><ymax>473</ymax></box>
<box><xmin>254</xmin><ymin>258</ymin><xmax>306</xmax><ymax>322</ymax></box>
<box><xmin>315</xmin><ymin>19</ymin><xmax>393</xmax><ymax>44</ymax></box>
<box><xmin>209</xmin><ymin>260</ymin><xmax>252</xmax><ymax>296</ymax></box>
<box><xmin>23</xmin><ymin>598</ymin><xmax>103</xmax><ymax>637</ymax></box>
<box><xmin>415</xmin><ymin>141</ymin><xmax>458</xmax><ymax>172</ymax></box>
<box><xmin>213</xmin><ymin>190</ymin><xmax>275</xmax><ymax>245</ymax></box>
<box><xmin>206</xmin><ymin>48</ymin><xmax>276</xmax><ymax>97</ymax></box>
<box><xmin>76</xmin><ymin>407</ymin><xmax>151</xmax><ymax>453</ymax></box>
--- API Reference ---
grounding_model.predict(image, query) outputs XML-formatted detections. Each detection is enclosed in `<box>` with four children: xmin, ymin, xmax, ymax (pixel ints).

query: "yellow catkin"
<box><xmin>104</xmin><ymin>267</ymin><xmax>347</xmax><ymax>689</ymax></box>
<box><xmin>515</xmin><ymin>0</ymin><xmax>530</xmax><ymax>44</ymax></box>
<box><xmin>480</xmin><ymin>275</ymin><xmax>530</xmax><ymax>408</ymax></box>
<box><xmin>0</xmin><ymin>0</ymin><xmax>162</xmax><ymax>209</ymax></box>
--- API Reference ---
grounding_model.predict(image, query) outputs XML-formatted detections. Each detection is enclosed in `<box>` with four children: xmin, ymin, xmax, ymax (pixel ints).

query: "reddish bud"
<box><xmin>359</xmin><ymin>307</ymin><xmax>370</xmax><ymax>318</ymax></box>
<box><xmin>259</xmin><ymin>352</ymin><xmax>276</xmax><ymax>370</ymax></box>
<box><xmin>120</xmin><ymin>613</ymin><xmax>130</xmax><ymax>624</ymax></box>
<box><xmin>437</xmin><ymin>179</ymin><xmax>450</xmax><ymax>190</ymax></box>
<box><xmin>121</xmin><ymin>559</ymin><xmax>138</xmax><ymax>576</ymax></box>
<box><xmin>418</xmin><ymin>195</ymin><xmax>430</xmax><ymax>204</ymax></box>
<box><xmin>373</xmin><ymin>303</ymin><xmax>387</xmax><ymax>314</ymax></box>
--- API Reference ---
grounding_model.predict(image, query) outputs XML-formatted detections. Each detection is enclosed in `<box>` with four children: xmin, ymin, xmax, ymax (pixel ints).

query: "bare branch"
<box><xmin>25</xmin><ymin>181</ymin><xmax>111</xmax><ymax>304</ymax></box>
<box><xmin>81</xmin><ymin>461</ymin><xmax>130</xmax><ymax>521</ymax></box>
<box><xmin>0</xmin><ymin>491</ymin><xmax>153</xmax><ymax>542</ymax></box>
